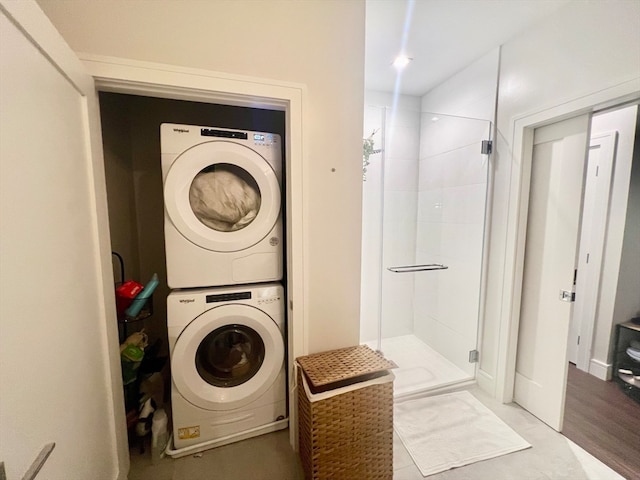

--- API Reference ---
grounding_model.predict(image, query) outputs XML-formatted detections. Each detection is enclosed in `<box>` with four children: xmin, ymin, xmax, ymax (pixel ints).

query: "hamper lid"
<box><xmin>297</xmin><ymin>345</ymin><xmax>397</xmax><ymax>391</ymax></box>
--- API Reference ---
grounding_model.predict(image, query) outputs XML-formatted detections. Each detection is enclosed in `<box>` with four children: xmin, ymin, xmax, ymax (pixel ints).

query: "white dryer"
<box><xmin>161</xmin><ymin>123</ymin><xmax>283</xmax><ymax>289</ymax></box>
<box><xmin>168</xmin><ymin>283</ymin><xmax>287</xmax><ymax>453</ymax></box>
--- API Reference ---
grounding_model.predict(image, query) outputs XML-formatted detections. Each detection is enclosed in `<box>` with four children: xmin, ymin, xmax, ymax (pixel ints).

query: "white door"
<box><xmin>0</xmin><ymin>2</ymin><xmax>126</xmax><ymax>478</ymax></box>
<box><xmin>567</xmin><ymin>132</ymin><xmax>617</xmax><ymax>369</ymax></box>
<box><xmin>514</xmin><ymin>114</ymin><xmax>590</xmax><ymax>431</ymax></box>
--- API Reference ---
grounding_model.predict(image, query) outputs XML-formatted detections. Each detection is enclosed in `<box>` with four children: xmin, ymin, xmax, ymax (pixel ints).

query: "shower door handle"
<box><xmin>387</xmin><ymin>264</ymin><xmax>448</xmax><ymax>273</ymax></box>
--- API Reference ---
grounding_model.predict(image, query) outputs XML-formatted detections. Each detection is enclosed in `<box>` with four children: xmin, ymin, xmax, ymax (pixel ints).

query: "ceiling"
<box><xmin>365</xmin><ymin>0</ymin><xmax>570</xmax><ymax>96</ymax></box>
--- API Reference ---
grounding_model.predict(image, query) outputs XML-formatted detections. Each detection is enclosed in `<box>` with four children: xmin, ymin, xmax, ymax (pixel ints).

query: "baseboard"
<box><xmin>588</xmin><ymin>359</ymin><xmax>612</xmax><ymax>381</ymax></box>
<box><xmin>476</xmin><ymin>369</ymin><xmax>495</xmax><ymax>397</ymax></box>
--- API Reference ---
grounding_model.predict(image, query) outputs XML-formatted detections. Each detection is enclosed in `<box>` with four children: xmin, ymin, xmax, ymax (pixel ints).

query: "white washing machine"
<box><xmin>168</xmin><ymin>283</ymin><xmax>287</xmax><ymax>453</ymax></box>
<box><xmin>161</xmin><ymin>123</ymin><xmax>283</xmax><ymax>289</ymax></box>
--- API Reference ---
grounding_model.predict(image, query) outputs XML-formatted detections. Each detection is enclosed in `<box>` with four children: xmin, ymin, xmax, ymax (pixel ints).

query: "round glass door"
<box><xmin>164</xmin><ymin>141</ymin><xmax>281</xmax><ymax>252</ymax></box>
<box><xmin>195</xmin><ymin>324</ymin><xmax>265</xmax><ymax>388</ymax></box>
<box><xmin>171</xmin><ymin>303</ymin><xmax>284</xmax><ymax>411</ymax></box>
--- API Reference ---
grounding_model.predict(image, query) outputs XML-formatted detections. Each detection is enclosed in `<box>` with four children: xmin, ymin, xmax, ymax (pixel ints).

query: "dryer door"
<box><xmin>164</xmin><ymin>141</ymin><xmax>281</xmax><ymax>252</ymax></box>
<box><xmin>171</xmin><ymin>303</ymin><xmax>284</xmax><ymax>411</ymax></box>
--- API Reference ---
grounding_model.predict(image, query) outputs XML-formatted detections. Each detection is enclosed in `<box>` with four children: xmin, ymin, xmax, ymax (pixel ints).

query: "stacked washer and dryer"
<box><xmin>161</xmin><ymin>123</ymin><xmax>287</xmax><ymax>454</ymax></box>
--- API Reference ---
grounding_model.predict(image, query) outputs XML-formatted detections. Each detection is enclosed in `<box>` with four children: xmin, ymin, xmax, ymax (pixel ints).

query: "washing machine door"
<box><xmin>171</xmin><ymin>303</ymin><xmax>284</xmax><ymax>411</ymax></box>
<box><xmin>164</xmin><ymin>141</ymin><xmax>281</xmax><ymax>252</ymax></box>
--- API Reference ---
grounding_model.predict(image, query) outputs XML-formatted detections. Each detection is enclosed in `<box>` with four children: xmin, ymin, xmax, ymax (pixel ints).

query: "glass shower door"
<box><xmin>360</xmin><ymin>104</ymin><xmax>386</xmax><ymax>349</ymax></box>
<box><xmin>378</xmin><ymin>110</ymin><xmax>492</xmax><ymax>397</ymax></box>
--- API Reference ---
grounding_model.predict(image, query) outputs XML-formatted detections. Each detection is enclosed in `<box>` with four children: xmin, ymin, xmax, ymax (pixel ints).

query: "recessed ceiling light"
<box><xmin>431</xmin><ymin>116</ymin><xmax>440</xmax><ymax>122</ymax></box>
<box><xmin>392</xmin><ymin>55</ymin><xmax>412</xmax><ymax>69</ymax></box>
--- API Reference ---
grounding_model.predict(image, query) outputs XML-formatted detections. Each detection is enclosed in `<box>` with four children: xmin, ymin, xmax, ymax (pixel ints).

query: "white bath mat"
<box><xmin>394</xmin><ymin>390</ymin><xmax>531</xmax><ymax>476</ymax></box>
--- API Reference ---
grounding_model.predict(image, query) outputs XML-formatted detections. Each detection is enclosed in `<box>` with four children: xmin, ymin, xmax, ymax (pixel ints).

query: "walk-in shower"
<box><xmin>360</xmin><ymin>101</ymin><xmax>491</xmax><ymax>398</ymax></box>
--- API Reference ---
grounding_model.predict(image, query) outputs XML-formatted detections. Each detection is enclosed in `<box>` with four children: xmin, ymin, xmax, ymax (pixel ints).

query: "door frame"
<box><xmin>80</xmin><ymin>54</ymin><xmax>310</xmax><ymax>453</ymax></box>
<box><xmin>570</xmin><ymin>132</ymin><xmax>618</xmax><ymax>374</ymax></box>
<box><xmin>495</xmin><ymin>77</ymin><xmax>640</xmax><ymax>404</ymax></box>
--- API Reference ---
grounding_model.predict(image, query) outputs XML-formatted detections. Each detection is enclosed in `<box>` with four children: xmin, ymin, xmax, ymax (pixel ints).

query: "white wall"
<box><xmin>480</xmin><ymin>0</ymin><xmax>640</xmax><ymax>394</ymax></box>
<box><xmin>36</xmin><ymin>0</ymin><xmax>366</xmax><ymax>354</ymax></box>
<box><xmin>590</xmin><ymin>105</ymin><xmax>640</xmax><ymax>366</ymax></box>
<box><xmin>361</xmin><ymin>91</ymin><xmax>421</xmax><ymax>343</ymax></box>
<box><xmin>420</xmin><ymin>48</ymin><xmax>499</xmax><ymax>121</ymax></box>
<box><xmin>414</xmin><ymin>49</ymin><xmax>499</xmax><ymax>374</ymax></box>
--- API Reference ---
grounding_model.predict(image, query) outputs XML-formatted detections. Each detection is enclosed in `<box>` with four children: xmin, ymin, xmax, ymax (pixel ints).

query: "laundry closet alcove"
<box><xmin>84</xmin><ymin>54</ymin><xmax>309</xmax><ymax>457</ymax></box>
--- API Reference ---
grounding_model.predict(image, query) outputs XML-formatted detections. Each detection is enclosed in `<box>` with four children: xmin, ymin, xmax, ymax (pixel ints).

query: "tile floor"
<box><xmin>129</xmin><ymin>387</ymin><xmax>625</xmax><ymax>480</ymax></box>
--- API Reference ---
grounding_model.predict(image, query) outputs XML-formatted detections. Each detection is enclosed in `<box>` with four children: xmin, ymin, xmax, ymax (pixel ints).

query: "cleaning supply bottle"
<box><xmin>125</xmin><ymin>273</ymin><xmax>159</xmax><ymax>319</ymax></box>
<box><xmin>151</xmin><ymin>408</ymin><xmax>169</xmax><ymax>463</ymax></box>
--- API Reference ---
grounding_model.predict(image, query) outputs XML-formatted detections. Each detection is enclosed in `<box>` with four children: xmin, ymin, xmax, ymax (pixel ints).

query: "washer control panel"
<box><xmin>206</xmin><ymin>292</ymin><xmax>251</xmax><ymax>303</ymax></box>
<box><xmin>203</xmin><ymin>290</ymin><xmax>281</xmax><ymax>306</ymax></box>
<box><xmin>257</xmin><ymin>294</ymin><xmax>282</xmax><ymax>306</ymax></box>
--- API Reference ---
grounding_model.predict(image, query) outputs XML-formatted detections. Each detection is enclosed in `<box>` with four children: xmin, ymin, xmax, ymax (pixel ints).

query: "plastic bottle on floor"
<box><xmin>151</xmin><ymin>408</ymin><xmax>168</xmax><ymax>464</ymax></box>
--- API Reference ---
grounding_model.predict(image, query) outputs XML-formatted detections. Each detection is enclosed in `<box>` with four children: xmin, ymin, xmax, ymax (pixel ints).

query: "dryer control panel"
<box><xmin>252</xmin><ymin>133</ymin><xmax>277</xmax><ymax>147</ymax></box>
<box><xmin>201</xmin><ymin>128</ymin><xmax>248</xmax><ymax>139</ymax></box>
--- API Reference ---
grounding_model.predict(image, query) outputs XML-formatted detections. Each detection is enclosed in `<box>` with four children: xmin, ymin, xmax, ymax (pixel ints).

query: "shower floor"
<box><xmin>368</xmin><ymin>334</ymin><xmax>472</xmax><ymax>398</ymax></box>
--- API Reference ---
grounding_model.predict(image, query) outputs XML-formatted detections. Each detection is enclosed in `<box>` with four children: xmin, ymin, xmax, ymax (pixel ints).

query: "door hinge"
<box><xmin>469</xmin><ymin>349</ymin><xmax>479</xmax><ymax>363</ymax></box>
<box><xmin>481</xmin><ymin>140</ymin><xmax>492</xmax><ymax>155</ymax></box>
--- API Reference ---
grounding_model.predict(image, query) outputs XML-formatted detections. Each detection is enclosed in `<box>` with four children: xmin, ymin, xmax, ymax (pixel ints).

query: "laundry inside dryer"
<box><xmin>189</xmin><ymin>163</ymin><xmax>262</xmax><ymax>232</ymax></box>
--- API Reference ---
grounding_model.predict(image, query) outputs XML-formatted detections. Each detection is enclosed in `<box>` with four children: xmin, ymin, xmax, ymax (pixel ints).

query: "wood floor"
<box><xmin>563</xmin><ymin>363</ymin><xmax>640</xmax><ymax>480</ymax></box>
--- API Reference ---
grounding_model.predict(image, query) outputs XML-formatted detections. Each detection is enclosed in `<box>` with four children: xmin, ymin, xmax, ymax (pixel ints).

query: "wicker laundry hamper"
<box><xmin>296</xmin><ymin>345</ymin><xmax>396</xmax><ymax>480</ymax></box>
